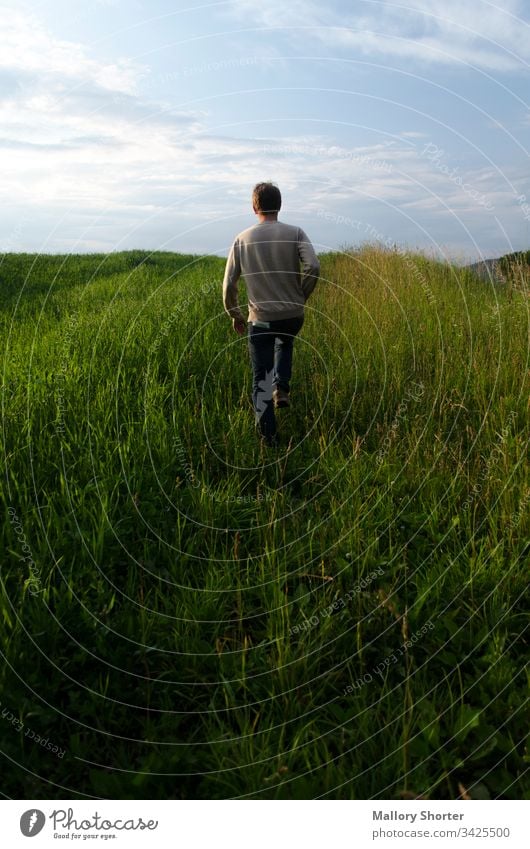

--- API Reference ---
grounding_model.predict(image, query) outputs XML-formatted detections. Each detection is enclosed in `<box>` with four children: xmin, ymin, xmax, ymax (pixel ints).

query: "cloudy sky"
<box><xmin>1</xmin><ymin>0</ymin><xmax>529</xmax><ymax>260</ymax></box>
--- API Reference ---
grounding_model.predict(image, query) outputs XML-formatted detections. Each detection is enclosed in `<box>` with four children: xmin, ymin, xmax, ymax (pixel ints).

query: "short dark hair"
<box><xmin>252</xmin><ymin>182</ymin><xmax>281</xmax><ymax>213</ymax></box>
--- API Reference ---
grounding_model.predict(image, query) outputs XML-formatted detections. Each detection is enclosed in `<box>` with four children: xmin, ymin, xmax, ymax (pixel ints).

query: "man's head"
<box><xmin>252</xmin><ymin>182</ymin><xmax>281</xmax><ymax>216</ymax></box>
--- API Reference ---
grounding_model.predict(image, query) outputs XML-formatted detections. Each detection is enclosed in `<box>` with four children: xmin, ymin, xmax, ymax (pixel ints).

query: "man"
<box><xmin>223</xmin><ymin>182</ymin><xmax>320</xmax><ymax>447</ymax></box>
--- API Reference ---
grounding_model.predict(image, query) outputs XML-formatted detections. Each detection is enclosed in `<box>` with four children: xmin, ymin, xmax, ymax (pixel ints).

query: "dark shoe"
<box><xmin>272</xmin><ymin>388</ymin><xmax>290</xmax><ymax>408</ymax></box>
<box><xmin>261</xmin><ymin>433</ymin><xmax>280</xmax><ymax>448</ymax></box>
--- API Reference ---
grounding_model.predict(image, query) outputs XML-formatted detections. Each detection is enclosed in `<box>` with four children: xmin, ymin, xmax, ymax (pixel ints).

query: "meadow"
<box><xmin>1</xmin><ymin>245</ymin><xmax>528</xmax><ymax>799</ymax></box>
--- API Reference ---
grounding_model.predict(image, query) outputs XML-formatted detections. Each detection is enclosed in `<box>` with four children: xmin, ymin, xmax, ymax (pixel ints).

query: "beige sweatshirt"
<box><xmin>222</xmin><ymin>220</ymin><xmax>320</xmax><ymax>323</ymax></box>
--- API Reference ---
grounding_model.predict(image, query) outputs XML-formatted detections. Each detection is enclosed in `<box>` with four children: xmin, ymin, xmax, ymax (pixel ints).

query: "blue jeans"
<box><xmin>248</xmin><ymin>314</ymin><xmax>304</xmax><ymax>441</ymax></box>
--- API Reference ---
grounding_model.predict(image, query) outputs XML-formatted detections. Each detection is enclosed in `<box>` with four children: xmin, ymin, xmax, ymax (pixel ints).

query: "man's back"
<box><xmin>222</xmin><ymin>182</ymin><xmax>319</xmax><ymax>446</ymax></box>
<box><xmin>223</xmin><ymin>219</ymin><xmax>320</xmax><ymax>323</ymax></box>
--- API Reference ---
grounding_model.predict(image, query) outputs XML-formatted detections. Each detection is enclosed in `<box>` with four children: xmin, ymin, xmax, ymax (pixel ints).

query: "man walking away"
<box><xmin>223</xmin><ymin>182</ymin><xmax>320</xmax><ymax>447</ymax></box>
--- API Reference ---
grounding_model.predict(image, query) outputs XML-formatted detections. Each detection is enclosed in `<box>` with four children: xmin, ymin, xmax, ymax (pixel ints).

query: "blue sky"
<box><xmin>1</xmin><ymin>0</ymin><xmax>529</xmax><ymax>260</ymax></box>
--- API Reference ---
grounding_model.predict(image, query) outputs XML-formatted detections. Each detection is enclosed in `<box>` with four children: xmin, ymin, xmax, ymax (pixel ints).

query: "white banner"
<box><xmin>0</xmin><ymin>800</ymin><xmax>527</xmax><ymax>848</ymax></box>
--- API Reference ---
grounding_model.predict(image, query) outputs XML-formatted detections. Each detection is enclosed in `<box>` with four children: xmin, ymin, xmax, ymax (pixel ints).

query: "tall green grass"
<box><xmin>1</xmin><ymin>246</ymin><xmax>528</xmax><ymax>799</ymax></box>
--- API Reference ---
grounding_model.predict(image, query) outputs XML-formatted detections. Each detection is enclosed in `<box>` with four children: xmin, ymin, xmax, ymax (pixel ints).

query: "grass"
<box><xmin>1</xmin><ymin>244</ymin><xmax>528</xmax><ymax>799</ymax></box>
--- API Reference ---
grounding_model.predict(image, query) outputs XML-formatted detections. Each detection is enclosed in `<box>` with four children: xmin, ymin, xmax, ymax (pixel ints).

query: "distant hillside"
<box><xmin>467</xmin><ymin>249</ymin><xmax>530</xmax><ymax>283</ymax></box>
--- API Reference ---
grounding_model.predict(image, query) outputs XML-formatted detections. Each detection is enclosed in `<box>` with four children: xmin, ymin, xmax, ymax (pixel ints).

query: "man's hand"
<box><xmin>232</xmin><ymin>317</ymin><xmax>246</xmax><ymax>335</ymax></box>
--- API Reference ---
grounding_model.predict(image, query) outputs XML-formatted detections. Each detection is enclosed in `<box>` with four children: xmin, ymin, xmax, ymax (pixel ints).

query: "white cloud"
<box><xmin>0</xmin><ymin>4</ymin><xmax>524</xmax><ymax>257</ymax></box>
<box><xmin>0</xmin><ymin>9</ymin><xmax>144</xmax><ymax>92</ymax></box>
<box><xmin>0</xmin><ymin>7</ymin><xmax>209</xmax><ymax>214</ymax></box>
<box><xmin>226</xmin><ymin>0</ymin><xmax>530</xmax><ymax>72</ymax></box>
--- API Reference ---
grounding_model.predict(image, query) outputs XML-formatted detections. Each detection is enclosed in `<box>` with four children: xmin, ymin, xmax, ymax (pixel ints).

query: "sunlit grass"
<box><xmin>1</xmin><ymin>246</ymin><xmax>528</xmax><ymax>799</ymax></box>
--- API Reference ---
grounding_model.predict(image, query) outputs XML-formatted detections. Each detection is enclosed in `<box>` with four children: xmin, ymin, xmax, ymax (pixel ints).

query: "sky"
<box><xmin>1</xmin><ymin>0</ymin><xmax>529</xmax><ymax>261</ymax></box>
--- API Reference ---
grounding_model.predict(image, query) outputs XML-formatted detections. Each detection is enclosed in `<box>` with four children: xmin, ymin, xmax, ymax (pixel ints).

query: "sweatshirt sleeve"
<box><xmin>222</xmin><ymin>237</ymin><xmax>245</xmax><ymax>320</ymax></box>
<box><xmin>297</xmin><ymin>228</ymin><xmax>320</xmax><ymax>301</ymax></box>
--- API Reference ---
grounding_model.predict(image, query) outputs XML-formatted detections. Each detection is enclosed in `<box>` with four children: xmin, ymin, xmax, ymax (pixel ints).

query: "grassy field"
<box><xmin>1</xmin><ymin>246</ymin><xmax>528</xmax><ymax>800</ymax></box>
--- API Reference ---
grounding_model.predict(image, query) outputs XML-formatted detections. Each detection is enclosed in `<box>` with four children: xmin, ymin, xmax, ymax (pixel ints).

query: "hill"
<box><xmin>1</xmin><ymin>246</ymin><xmax>528</xmax><ymax>800</ymax></box>
<box><xmin>467</xmin><ymin>248</ymin><xmax>530</xmax><ymax>286</ymax></box>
